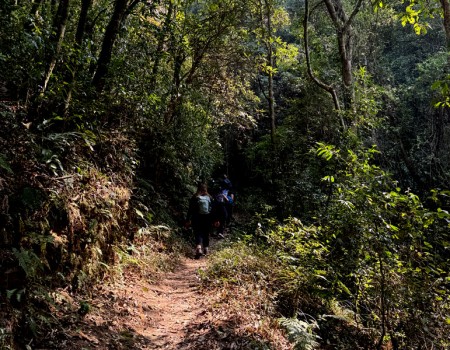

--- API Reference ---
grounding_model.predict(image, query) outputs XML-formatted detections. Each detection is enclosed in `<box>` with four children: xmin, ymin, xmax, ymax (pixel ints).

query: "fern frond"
<box><xmin>279</xmin><ymin>317</ymin><xmax>320</xmax><ymax>350</ymax></box>
<box><xmin>13</xmin><ymin>248</ymin><xmax>43</xmax><ymax>278</ymax></box>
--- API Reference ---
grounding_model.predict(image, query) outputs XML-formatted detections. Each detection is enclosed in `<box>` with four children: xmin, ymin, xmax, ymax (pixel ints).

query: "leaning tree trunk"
<box><xmin>92</xmin><ymin>0</ymin><xmax>129</xmax><ymax>93</ymax></box>
<box><xmin>304</xmin><ymin>0</ymin><xmax>344</xmax><ymax>128</ymax></box>
<box><xmin>40</xmin><ymin>0</ymin><xmax>70</xmax><ymax>95</ymax></box>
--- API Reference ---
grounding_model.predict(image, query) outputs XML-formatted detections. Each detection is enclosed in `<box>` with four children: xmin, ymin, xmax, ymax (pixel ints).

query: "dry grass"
<box><xmin>200</xmin><ymin>242</ymin><xmax>294</xmax><ymax>349</ymax></box>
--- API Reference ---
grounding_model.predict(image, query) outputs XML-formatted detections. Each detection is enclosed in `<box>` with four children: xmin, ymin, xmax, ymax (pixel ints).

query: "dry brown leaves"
<box><xmin>36</xmin><ymin>249</ymin><xmax>292</xmax><ymax>350</ymax></box>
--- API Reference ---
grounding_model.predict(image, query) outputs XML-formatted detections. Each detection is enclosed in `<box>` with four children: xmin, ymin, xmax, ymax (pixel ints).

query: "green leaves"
<box><xmin>13</xmin><ymin>248</ymin><xmax>43</xmax><ymax>280</ymax></box>
<box><xmin>309</xmin><ymin>141</ymin><xmax>450</xmax><ymax>346</ymax></box>
<box><xmin>0</xmin><ymin>153</ymin><xmax>13</xmax><ymax>174</ymax></box>
<box><xmin>321</xmin><ymin>175</ymin><xmax>334</xmax><ymax>183</ymax></box>
<box><xmin>315</xmin><ymin>143</ymin><xmax>338</xmax><ymax>160</ymax></box>
<box><xmin>279</xmin><ymin>317</ymin><xmax>320</xmax><ymax>350</ymax></box>
<box><xmin>401</xmin><ymin>5</ymin><xmax>421</xmax><ymax>27</ymax></box>
<box><xmin>431</xmin><ymin>76</ymin><xmax>450</xmax><ymax>108</ymax></box>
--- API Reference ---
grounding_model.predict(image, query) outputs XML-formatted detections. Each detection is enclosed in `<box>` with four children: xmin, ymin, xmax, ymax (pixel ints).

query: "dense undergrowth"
<box><xmin>1</xmin><ymin>1</ymin><xmax>450</xmax><ymax>349</ymax></box>
<box><xmin>0</xmin><ymin>101</ymin><xmax>191</xmax><ymax>348</ymax></box>
<box><xmin>204</xmin><ymin>210</ymin><xmax>449</xmax><ymax>349</ymax></box>
<box><xmin>1</xmin><ymin>95</ymin><xmax>449</xmax><ymax>349</ymax></box>
<box><xmin>202</xmin><ymin>145</ymin><xmax>450</xmax><ymax>350</ymax></box>
<box><xmin>1</xmin><ymin>99</ymin><xmax>449</xmax><ymax>349</ymax></box>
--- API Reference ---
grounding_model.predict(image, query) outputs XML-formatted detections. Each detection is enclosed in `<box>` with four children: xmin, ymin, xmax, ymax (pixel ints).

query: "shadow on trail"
<box><xmin>39</xmin><ymin>317</ymin><xmax>267</xmax><ymax>349</ymax></box>
<box><xmin>174</xmin><ymin>318</ymin><xmax>270</xmax><ymax>350</ymax></box>
<box><xmin>35</xmin><ymin>225</ymin><xmax>254</xmax><ymax>349</ymax></box>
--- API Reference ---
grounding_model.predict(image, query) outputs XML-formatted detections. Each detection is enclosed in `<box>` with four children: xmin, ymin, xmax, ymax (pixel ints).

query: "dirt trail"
<box><xmin>138</xmin><ymin>257</ymin><xmax>210</xmax><ymax>349</ymax></box>
<box><xmin>43</xmin><ymin>238</ymin><xmax>292</xmax><ymax>350</ymax></box>
<box><xmin>45</xmin><ymin>226</ymin><xmax>291</xmax><ymax>350</ymax></box>
<box><xmin>51</xmin><ymin>255</ymin><xmax>219</xmax><ymax>350</ymax></box>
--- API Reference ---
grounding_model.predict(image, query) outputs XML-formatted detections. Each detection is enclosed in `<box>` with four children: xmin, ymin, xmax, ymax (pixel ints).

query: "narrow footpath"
<box><xmin>136</xmin><ymin>257</ymin><xmax>212</xmax><ymax>349</ymax></box>
<box><xmin>45</xmin><ymin>240</ymin><xmax>290</xmax><ymax>349</ymax></box>
<box><xmin>54</xmin><ymin>256</ymin><xmax>220</xmax><ymax>350</ymax></box>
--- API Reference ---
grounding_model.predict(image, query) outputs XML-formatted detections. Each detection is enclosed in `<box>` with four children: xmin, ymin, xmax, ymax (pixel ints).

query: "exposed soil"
<box><xmin>31</xmin><ymin>222</ymin><xmax>292</xmax><ymax>350</ymax></box>
<box><xmin>44</xmin><ymin>255</ymin><xmax>216</xmax><ymax>350</ymax></box>
<box><xmin>38</xmin><ymin>245</ymin><xmax>288</xmax><ymax>350</ymax></box>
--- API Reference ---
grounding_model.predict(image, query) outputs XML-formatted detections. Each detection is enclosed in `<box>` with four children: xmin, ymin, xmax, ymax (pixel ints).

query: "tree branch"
<box><xmin>345</xmin><ymin>0</ymin><xmax>364</xmax><ymax>30</ymax></box>
<box><xmin>323</xmin><ymin>0</ymin><xmax>341</xmax><ymax>29</ymax></box>
<box><xmin>304</xmin><ymin>0</ymin><xmax>344</xmax><ymax>128</ymax></box>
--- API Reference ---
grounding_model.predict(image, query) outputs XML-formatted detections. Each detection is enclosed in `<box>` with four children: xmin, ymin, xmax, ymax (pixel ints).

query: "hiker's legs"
<box><xmin>217</xmin><ymin>219</ymin><xmax>226</xmax><ymax>235</ymax></box>
<box><xmin>194</xmin><ymin>216</ymin><xmax>211</xmax><ymax>257</ymax></box>
<box><xmin>194</xmin><ymin>230</ymin><xmax>203</xmax><ymax>255</ymax></box>
<box><xmin>202</xmin><ymin>230</ymin><xmax>210</xmax><ymax>249</ymax></box>
<box><xmin>216</xmin><ymin>205</ymin><xmax>227</xmax><ymax>237</ymax></box>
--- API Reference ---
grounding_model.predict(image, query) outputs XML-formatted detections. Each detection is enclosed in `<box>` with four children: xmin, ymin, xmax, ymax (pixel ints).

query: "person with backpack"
<box><xmin>212</xmin><ymin>187</ymin><xmax>229</xmax><ymax>238</ymax></box>
<box><xmin>186</xmin><ymin>183</ymin><xmax>213</xmax><ymax>258</ymax></box>
<box><xmin>220</xmin><ymin>175</ymin><xmax>235</xmax><ymax>228</ymax></box>
<box><xmin>225</xmin><ymin>188</ymin><xmax>235</xmax><ymax>227</ymax></box>
<box><xmin>222</xmin><ymin>174</ymin><xmax>232</xmax><ymax>190</ymax></box>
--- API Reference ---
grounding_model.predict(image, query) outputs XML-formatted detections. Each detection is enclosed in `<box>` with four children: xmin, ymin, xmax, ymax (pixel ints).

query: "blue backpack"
<box><xmin>197</xmin><ymin>195</ymin><xmax>211</xmax><ymax>215</ymax></box>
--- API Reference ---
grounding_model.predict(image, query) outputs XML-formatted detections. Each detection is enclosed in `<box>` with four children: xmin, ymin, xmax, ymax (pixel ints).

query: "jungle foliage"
<box><xmin>0</xmin><ymin>0</ymin><xmax>449</xmax><ymax>349</ymax></box>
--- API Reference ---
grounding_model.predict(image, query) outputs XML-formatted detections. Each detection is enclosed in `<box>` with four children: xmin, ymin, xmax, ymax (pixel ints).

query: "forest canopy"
<box><xmin>0</xmin><ymin>0</ymin><xmax>449</xmax><ymax>349</ymax></box>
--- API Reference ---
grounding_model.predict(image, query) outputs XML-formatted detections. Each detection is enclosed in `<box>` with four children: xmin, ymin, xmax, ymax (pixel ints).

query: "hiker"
<box><xmin>222</xmin><ymin>174</ymin><xmax>232</xmax><ymax>190</ymax></box>
<box><xmin>212</xmin><ymin>187</ymin><xmax>229</xmax><ymax>238</ymax></box>
<box><xmin>186</xmin><ymin>183</ymin><xmax>213</xmax><ymax>258</ymax></box>
<box><xmin>220</xmin><ymin>175</ymin><xmax>235</xmax><ymax>227</ymax></box>
<box><xmin>225</xmin><ymin>188</ymin><xmax>235</xmax><ymax>226</ymax></box>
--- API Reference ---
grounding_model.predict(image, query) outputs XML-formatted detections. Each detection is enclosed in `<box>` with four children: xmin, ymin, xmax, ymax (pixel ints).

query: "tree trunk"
<box><xmin>376</xmin><ymin>250</ymin><xmax>387</xmax><ymax>350</ymax></box>
<box><xmin>92</xmin><ymin>0</ymin><xmax>130</xmax><ymax>93</ymax></box>
<box><xmin>164</xmin><ymin>51</ymin><xmax>184</xmax><ymax>124</ymax></box>
<box><xmin>75</xmin><ymin>0</ymin><xmax>92</xmax><ymax>46</ymax></box>
<box><xmin>40</xmin><ymin>0</ymin><xmax>70</xmax><ymax>94</ymax></box>
<box><xmin>337</xmin><ymin>29</ymin><xmax>353</xmax><ymax>109</ymax></box>
<box><xmin>265</xmin><ymin>0</ymin><xmax>276</xmax><ymax>145</ymax></box>
<box><xmin>304</xmin><ymin>0</ymin><xmax>345</xmax><ymax>128</ymax></box>
<box><xmin>257</xmin><ymin>0</ymin><xmax>276</xmax><ymax>144</ymax></box>
<box><xmin>150</xmin><ymin>1</ymin><xmax>174</xmax><ymax>88</ymax></box>
<box><xmin>323</xmin><ymin>0</ymin><xmax>363</xmax><ymax>111</ymax></box>
<box><xmin>163</xmin><ymin>1</ymin><xmax>184</xmax><ymax>125</ymax></box>
<box><xmin>162</xmin><ymin>3</ymin><xmax>232</xmax><ymax>124</ymax></box>
<box><xmin>63</xmin><ymin>0</ymin><xmax>92</xmax><ymax>114</ymax></box>
<box><xmin>441</xmin><ymin>0</ymin><xmax>450</xmax><ymax>52</ymax></box>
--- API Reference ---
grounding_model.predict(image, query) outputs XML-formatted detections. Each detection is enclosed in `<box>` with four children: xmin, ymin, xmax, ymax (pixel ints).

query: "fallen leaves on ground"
<box><xmin>38</xmin><ymin>250</ymin><xmax>291</xmax><ymax>350</ymax></box>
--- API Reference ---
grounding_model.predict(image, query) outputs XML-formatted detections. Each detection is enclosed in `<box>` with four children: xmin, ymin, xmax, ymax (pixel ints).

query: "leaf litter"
<box><xmin>39</xmin><ymin>245</ymin><xmax>291</xmax><ymax>349</ymax></box>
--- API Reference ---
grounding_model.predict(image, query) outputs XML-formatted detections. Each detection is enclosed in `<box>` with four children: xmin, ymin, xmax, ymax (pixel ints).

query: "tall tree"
<box><xmin>63</xmin><ymin>0</ymin><xmax>93</xmax><ymax>113</ymax></box>
<box><xmin>322</xmin><ymin>0</ymin><xmax>364</xmax><ymax>110</ymax></box>
<box><xmin>303</xmin><ymin>0</ymin><xmax>343</xmax><ymax>127</ymax></box>
<box><xmin>92</xmin><ymin>0</ymin><xmax>138</xmax><ymax>93</ymax></box>
<box><xmin>249</xmin><ymin>0</ymin><xmax>291</xmax><ymax>144</ymax></box>
<box><xmin>149</xmin><ymin>0</ymin><xmax>175</xmax><ymax>89</ymax></box>
<box><xmin>260</xmin><ymin>0</ymin><xmax>277</xmax><ymax>144</ymax></box>
<box><xmin>40</xmin><ymin>0</ymin><xmax>70</xmax><ymax>94</ymax></box>
<box><xmin>162</xmin><ymin>0</ymin><xmax>249</xmax><ymax>124</ymax></box>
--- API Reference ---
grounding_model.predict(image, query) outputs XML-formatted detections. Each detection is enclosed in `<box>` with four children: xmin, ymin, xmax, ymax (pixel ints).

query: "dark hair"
<box><xmin>195</xmin><ymin>183</ymin><xmax>208</xmax><ymax>196</ymax></box>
